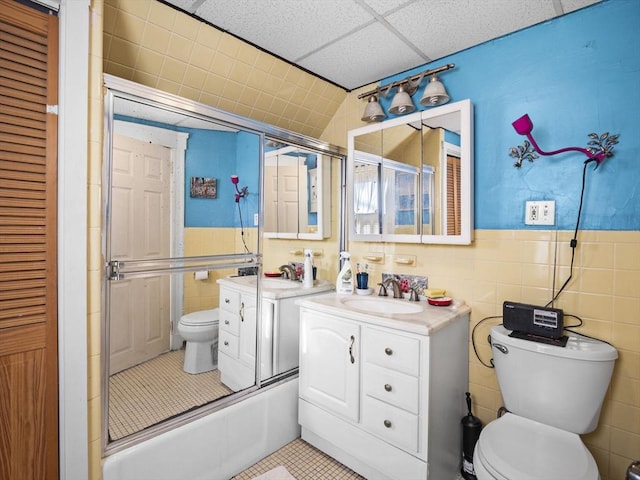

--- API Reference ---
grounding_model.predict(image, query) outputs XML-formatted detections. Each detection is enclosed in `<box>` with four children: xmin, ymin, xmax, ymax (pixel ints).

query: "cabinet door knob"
<box><xmin>384</xmin><ymin>384</ymin><xmax>392</xmax><ymax>392</ymax></box>
<box><xmin>224</xmin><ymin>298</ymin><xmax>230</xmax><ymax>304</ymax></box>
<box><xmin>224</xmin><ymin>320</ymin><xmax>230</xmax><ymax>325</ymax></box>
<box><xmin>224</xmin><ymin>341</ymin><xmax>229</xmax><ymax>346</ymax></box>
<box><xmin>383</xmin><ymin>420</ymin><xmax>392</xmax><ymax>428</ymax></box>
<box><xmin>384</xmin><ymin>347</ymin><xmax>393</xmax><ymax>356</ymax></box>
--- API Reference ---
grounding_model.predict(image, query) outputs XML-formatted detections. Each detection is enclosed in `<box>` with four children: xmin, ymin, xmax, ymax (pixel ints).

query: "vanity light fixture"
<box><xmin>361</xmin><ymin>95</ymin><xmax>386</xmax><ymax>122</ymax></box>
<box><xmin>510</xmin><ymin>113</ymin><xmax>619</xmax><ymax>168</ymax></box>
<box><xmin>358</xmin><ymin>63</ymin><xmax>455</xmax><ymax>122</ymax></box>
<box><xmin>420</xmin><ymin>74</ymin><xmax>450</xmax><ymax>106</ymax></box>
<box><xmin>388</xmin><ymin>83</ymin><xmax>416</xmax><ymax>115</ymax></box>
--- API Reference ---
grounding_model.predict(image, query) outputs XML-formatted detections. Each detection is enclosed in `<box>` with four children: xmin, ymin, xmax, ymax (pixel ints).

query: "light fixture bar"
<box><xmin>357</xmin><ymin>63</ymin><xmax>455</xmax><ymax>99</ymax></box>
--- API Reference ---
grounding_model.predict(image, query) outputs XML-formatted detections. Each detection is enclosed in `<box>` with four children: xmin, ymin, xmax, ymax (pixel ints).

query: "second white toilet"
<box><xmin>177</xmin><ymin>309</ymin><xmax>219</xmax><ymax>374</ymax></box>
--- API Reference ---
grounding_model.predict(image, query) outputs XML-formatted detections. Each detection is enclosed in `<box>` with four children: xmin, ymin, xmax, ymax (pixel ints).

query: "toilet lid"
<box><xmin>476</xmin><ymin>413</ymin><xmax>598</xmax><ymax>480</ymax></box>
<box><xmin>180</xmin><ymin>309</ymin><xmax>219</xmax><ymax>327</ymax></box>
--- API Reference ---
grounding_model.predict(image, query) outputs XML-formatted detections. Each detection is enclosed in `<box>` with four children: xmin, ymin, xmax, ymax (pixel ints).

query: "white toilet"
<box><xmin>473</xmin><ymin>325</ymin><xmax>617</xmax><ymax>480</ymax></box>
<box><xmin>177</xmin><ymin>309</ymin><xmax>219</xmax><ymax>374</ymax></box>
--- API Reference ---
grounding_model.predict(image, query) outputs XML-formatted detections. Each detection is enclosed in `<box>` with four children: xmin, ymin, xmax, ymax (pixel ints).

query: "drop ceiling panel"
<box><xmin>161</xmin><ymin>0</ymin><xmax>602</xmax><ymax>90</ymax></box>
<box><xmin>388</xmin><ymin>1</ymin><xmax>559</xmax><ymax>61</ymax></box>
<box><xmin>298</xmin><ymin>21</ymin><xmax>426</xmax><ymax>92</ymax></box>
<box><xmin>194</xmin><ymin>0</ymin><xmax>374</xmax><ymax>63</ymax></box>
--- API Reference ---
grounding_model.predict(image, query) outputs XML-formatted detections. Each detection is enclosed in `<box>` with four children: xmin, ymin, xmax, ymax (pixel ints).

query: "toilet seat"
<box><xmin>475</xmin><ymin>413</ymin><xmax>599</xmax><ymax>480</ymax></box>
<box><xmin>179</xmin><ymin>309</ymin><xmax>219</xmax><ymax>327</ymax></box>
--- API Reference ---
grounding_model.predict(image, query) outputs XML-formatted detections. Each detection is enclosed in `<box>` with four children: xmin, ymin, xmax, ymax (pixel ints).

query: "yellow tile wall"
<box><xmin>88</xmin><ymin>2</ymin><xmax>640</xmax><ymax>479</ymax></box>
<box><xmin>88</xmin><ymin>1</ymin><xmax>104</xmax><ymax>478</ymax></box>
<box><xmin>182</xmin><ymin>227</ymin><xmax>259</xmax><ymax>312</ymax></box>
<box><xmin>348</xmin><ymin>230</ymin><xmax>640</xmax><ymax>480</ymax></box>
<box><xmin>102</xmin><ymin>0</ymin><xmax>346</xmax><ymax>140</ymax></box>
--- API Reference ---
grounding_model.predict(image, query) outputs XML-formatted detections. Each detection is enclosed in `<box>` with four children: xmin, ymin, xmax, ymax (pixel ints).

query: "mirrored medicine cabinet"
<box><xmin>347</xmin><ymin>99</ymin><xmax>473</xmax><ymax>244</ymax></box>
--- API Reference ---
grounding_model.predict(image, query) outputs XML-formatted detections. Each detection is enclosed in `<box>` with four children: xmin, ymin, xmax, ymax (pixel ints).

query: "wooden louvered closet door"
<box><xmin>0</xmin><ymin>0</ymin><xmax>59</xmax><ymax>479</ymax></box>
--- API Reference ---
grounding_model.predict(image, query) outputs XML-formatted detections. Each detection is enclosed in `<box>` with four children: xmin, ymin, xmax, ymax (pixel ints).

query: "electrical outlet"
<box><xmin>525</xmin><ymin>200</ymin><xmax>555</xmax><ymax>225</ymax></box>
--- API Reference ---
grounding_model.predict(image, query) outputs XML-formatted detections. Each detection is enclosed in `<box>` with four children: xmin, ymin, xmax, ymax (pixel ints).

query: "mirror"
<box><xmin>347</xmin><ymin>99</ymin><xmax>473</xmax><ymax>244</ymax></box>
<box><xmin>263</xmin><ymin>140</ymin><xmax>331</xmax><ymax>240</ymax></box>
<box><xmin>103</xmin><ymin>76</ymin><xmax>343</xmax><ymax>446</ymax></box>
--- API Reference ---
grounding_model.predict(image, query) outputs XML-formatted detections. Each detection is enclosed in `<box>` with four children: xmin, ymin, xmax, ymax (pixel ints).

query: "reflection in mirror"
<box><xmin>352</xmin><ymin>130</ymin><xmax>382</xmax><ymax>236</ymax></box>
<box><xmin>422</xmin><ymin>108</ymin><xmax>463</xmax><ymax>237</ymax></box>
<box><xmin>103</xmin><ymin>77</ymin><xmax>344</xmax><ymax>448</ymax></box>
<box><xmin>106</xmin><ymin>92</ymin><xmax>262</xmax><ymax>442</ymax></box>
<box><xmin>263</xmin><ymin>138</ymin><xmax>331</xmax><ymax>240</ymax></box>
<box><xmin>348</xmin><ymin>99</ymin><xmax>473</xmax><ymax>244</ymax></box>
<box><xmin>382</xmin><ymin>122</ymin><xmax>421</xmax><ymax>237</ymax></box>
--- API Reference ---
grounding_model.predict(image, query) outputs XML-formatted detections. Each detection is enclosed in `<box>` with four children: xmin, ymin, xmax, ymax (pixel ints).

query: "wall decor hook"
<box><xmin>509</xmin><ymin>113</ymin><xmax>619</xmax><ymax>168</ymax></box>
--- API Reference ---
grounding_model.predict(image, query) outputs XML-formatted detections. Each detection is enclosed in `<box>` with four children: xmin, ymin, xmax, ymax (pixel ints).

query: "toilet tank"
<box><xmin>490</xmin><ymin>325</ymin><xmax>617</xmax><ymax>434</ymax></box>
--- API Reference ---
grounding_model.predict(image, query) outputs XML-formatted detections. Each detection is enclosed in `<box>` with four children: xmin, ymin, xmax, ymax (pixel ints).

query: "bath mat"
<box><xmin>251</xmin><ymin>466</ymin><xmax>296</xmax><ymax>480</ymax></box>
<box><xmin>109</xmin><ymin>349</ymin><xmax>233</xmax><ymax>440</ymax></box>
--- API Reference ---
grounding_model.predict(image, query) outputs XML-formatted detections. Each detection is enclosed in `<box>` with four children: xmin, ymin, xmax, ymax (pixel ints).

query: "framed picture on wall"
<box><xmin>190</xmin><ymin>177</ymin><xmax>217</xmax><ymax>199</ymax></box>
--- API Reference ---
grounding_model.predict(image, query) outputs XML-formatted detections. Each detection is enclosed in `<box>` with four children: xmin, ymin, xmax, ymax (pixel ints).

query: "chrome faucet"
<box><xmin>408</xmin><ymin>287</ymin><xmax>420</xmax><ymax>302</ymax></box>
<box><xmin>278</xmin><ymin>264</ymin><xmax>297</xmax><ymax>281</ymax></box>
<box><xmin>382</xmin><ymin>278</ymin><xmax>403</xmax><ymax>299</ymax></box>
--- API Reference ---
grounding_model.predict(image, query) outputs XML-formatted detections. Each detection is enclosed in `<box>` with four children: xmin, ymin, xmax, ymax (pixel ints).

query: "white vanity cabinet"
<box><xmin>299</xmin><ymin>312</ymin><xmax>360</xmax><ymax>422</ymax></box>
<box><xmin>218</xmin><ymin>285</ymin><xmax>257</xmax><ymax>391</ymax></box>
<box><xmin>217</xmin><ymin>276</ymin><xmax>334</xmax><ymax>391</ymax></box>
<box><xmin>298</xmin><ymin>295</ymin><xmax>470</xmax><ymax>480</ymax></box>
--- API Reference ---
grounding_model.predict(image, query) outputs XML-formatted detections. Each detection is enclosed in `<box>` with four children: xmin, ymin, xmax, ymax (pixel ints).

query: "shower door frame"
<box><xmin>102</xmin><ymin>74</ymin><xmax>345</xmax><ymax>454</ymax></box>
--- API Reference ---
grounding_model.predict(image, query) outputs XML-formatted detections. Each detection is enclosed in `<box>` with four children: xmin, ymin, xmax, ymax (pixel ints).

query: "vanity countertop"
<box><xmin>217</xmin><ymin>275</ymin><xmax>334</xmax><ymax>300</ymax></box>
<box><xmin>296</xmin><ymin>292</ymin><xmax>470</xmax><ymax>336</ymax></box>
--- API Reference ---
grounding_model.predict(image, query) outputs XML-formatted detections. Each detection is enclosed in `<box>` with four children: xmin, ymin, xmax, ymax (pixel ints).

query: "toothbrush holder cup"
<box><xmin>356</xmin><ymin>272</ymin><xmax>369</xmax><ymax>290</ymax></box>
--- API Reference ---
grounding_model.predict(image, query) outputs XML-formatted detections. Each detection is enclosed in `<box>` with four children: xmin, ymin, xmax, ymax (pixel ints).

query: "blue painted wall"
<box><xmin>379</xmin><ymin>0</ymin><xmax>639</xmax><ymax>230</ymax></box>
<box><xmin>185</xmin><ymin>129</ymin><xmax>260</xmax><ymax>228</ymax></box>
<box><xmin>115</xmin><ymin>114</ymin><xmax>260</xmax><ymax>228</ymax></box>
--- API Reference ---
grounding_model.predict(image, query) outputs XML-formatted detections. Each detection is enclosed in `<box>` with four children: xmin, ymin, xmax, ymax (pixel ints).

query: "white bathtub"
<box><xmin>103</xmin><ymin>378</ymin><xmax>300</xmax><ymax>480</ymax></box>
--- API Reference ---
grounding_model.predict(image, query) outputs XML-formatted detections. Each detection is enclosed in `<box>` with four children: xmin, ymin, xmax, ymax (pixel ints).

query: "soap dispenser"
<box><xmin>303</xmin><ymin>249</ymin><xmax>314</xmax><ymax>288</ymax></box>
<box><xmin>336</xmin><ymin>252</ymin><xmax>354</xmax><ymax>294</ymax></box>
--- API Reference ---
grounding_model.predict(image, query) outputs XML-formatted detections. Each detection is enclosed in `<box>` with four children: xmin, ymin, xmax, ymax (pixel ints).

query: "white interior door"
<box><xmin>278</xmin><ymin>164</ymin><xmax>299</xmax><ymax>235</ymax></box>
<box><xmin>109</xmin><ymin>134</ymin><xmax>171</xmax><ymax>374</ymax></box>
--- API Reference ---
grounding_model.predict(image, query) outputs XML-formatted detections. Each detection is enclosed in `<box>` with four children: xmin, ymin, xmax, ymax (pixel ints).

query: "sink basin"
<box><xmin>341</xmin><ymin>297</ymin><xmax>424</xmax><ymax>315</ymax></box>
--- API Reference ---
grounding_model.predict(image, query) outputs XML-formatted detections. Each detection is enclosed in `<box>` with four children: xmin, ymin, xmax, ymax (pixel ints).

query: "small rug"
<box><xmin>109</xmin><ymin>349</ymin><xmax>233</xmax><ymax>440</ymax></box>
<box><xmin>252</xmin><ymin>466</ymin><xmax>296</xmax><ymax>480</ymax></box>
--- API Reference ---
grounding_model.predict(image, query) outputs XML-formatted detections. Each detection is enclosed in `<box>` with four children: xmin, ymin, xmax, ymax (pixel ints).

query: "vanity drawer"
<box><xmin>219</xmin><ymin>309</ymin><xmax>240</xmax><ymax>335</ymax></box>
<box><xmin>361</xmin><ymin>395</ymin><xmax>419</xmax><ymax>453</ymax></box>
<box><xmin>363</xmin><ymin>363</ymin><xmax>419</xmax><ymax>414</ymax></box>
<box><xmin>218</xmin><ymin>330</ymin><xmax>239</xmax><ymax>359</ymax></box>
<box><xmin>219</xmin><ymin>287</ymin><xmax>240</xmax><ymax>313</ymax></box>
<box><xmin>363</xmin><ymin>327</ymin><xmax>420</xmax><ymax>376</ymax></box>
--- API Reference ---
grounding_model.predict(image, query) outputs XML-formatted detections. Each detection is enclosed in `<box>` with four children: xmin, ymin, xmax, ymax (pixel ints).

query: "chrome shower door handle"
<box><xmin>349</xmin><ymin>335</ymin><xmax>355</xmax><ymax>364</ymax></box>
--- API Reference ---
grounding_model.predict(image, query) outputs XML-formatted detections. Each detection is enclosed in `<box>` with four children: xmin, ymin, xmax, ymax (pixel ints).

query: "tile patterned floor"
<box><xmin>109</xmin><ymin>349</ymin><xmax>232</xmax><ymax>440</ymax></box>
<box><xmin>232</xmin><ymin>438</ymin><xmax>365</xmax><ymax>480</ymax></box>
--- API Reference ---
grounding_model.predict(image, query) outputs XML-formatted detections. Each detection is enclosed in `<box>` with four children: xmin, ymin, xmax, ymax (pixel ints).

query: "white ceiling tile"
<box><xmin>387</xmin><ymin>0</ymin><xmax>557</xmax><ymax>61</ymax></box>
<box><xmin>298</xmin><ymin>21</ymin><xmax>425</xmax><ymax>90</ymax></box>
<box><xmin>161</xmin><ymin>0</ymin><xmax>603</xmax><ymax>90</ymax></box>
<box><xmin>560</xmin><ymin>0</ymin><xmax>602</xmax><ymax>13</ymax></box>
<box><xmin>359</xmin><ymin>0</ymin><xmax>419</xmax><ymax>16</ymax></box>
<box><xmin>195</xmin><ymin>0</ymin><xmax>374</xmax><ymax>62</ymax></box>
